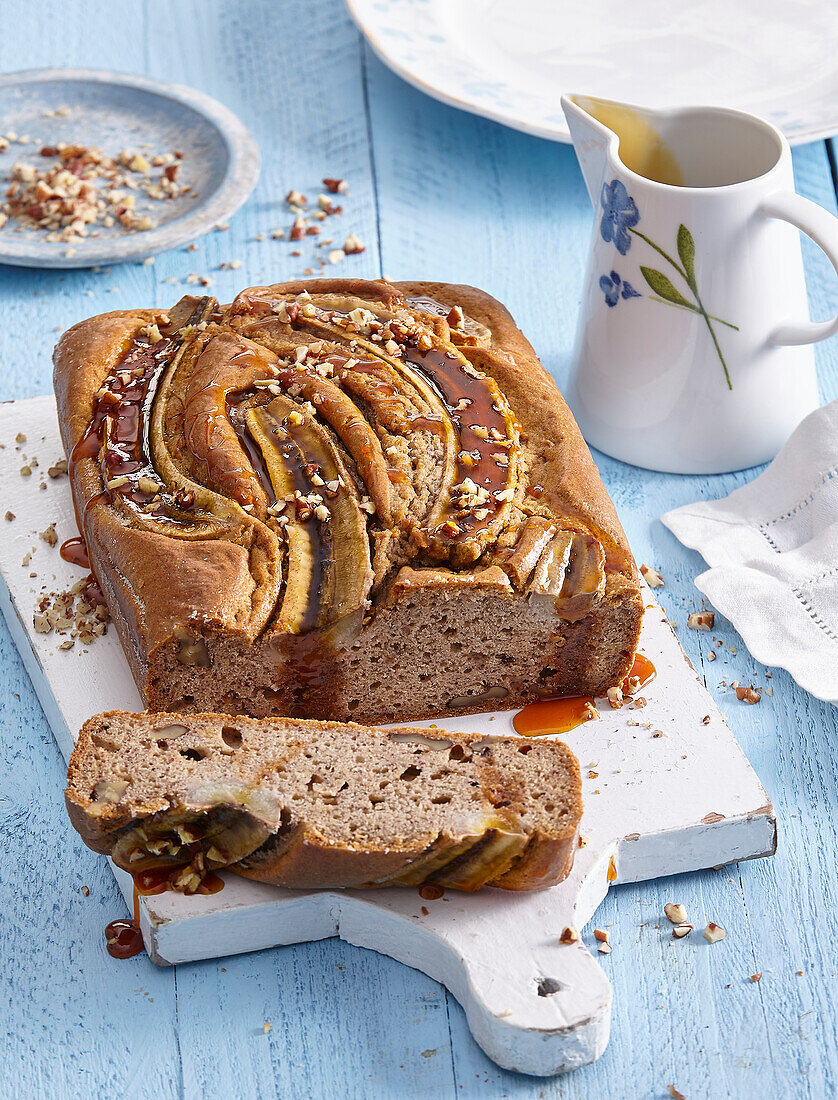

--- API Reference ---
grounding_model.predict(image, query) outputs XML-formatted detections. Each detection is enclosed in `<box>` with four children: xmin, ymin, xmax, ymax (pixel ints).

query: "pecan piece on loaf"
<box><xmin>66</xmin><ymin>711</ymin><xmax>583</xmax><ymax>893</ymax></box>
<box><xmin>53</xmin><ymin>279</ymin><xmax>643</xmax><ymax>724</ymax></box>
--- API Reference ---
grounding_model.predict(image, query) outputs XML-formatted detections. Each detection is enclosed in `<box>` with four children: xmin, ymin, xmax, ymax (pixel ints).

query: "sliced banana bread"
<box><xmin>53</xmin><ymin>278</ymin><xmax>643</xmax><ymax>724</ymax></box>
<box><xmin>66</xmin><ymin>710</ymin><xmax>583</xmax><ymax>893</ymax></box>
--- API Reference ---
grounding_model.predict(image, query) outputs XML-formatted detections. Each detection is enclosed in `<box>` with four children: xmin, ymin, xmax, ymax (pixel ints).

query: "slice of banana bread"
<box><xmin>66</xmin><ymin>710</ymin><xmax>583</xmax><ymax>893</ymax></box>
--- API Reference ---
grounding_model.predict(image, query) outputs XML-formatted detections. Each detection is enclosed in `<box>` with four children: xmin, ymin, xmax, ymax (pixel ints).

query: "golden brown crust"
<box><xmin>53</xmin><ymin>280</ymin><xmax>643</xmax><ymax>721</ymax></box>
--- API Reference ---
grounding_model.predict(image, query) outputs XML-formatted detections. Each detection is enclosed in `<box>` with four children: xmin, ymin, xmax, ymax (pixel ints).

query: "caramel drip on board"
<box><xmin>105</xmin><ymin>919</ymin><xmax>144</xmax><ymax>960</ymax></box>
<box><xmin>418</xmin><ymin>884</ymin><xmax>445</xmax><ymax>901</ymax></box>
<box><xmin>105</xmin><ymin>886</ymin><xmax>144</xmax><ymax>959</ymax></box>
<box><xmin>512</xmin><ymin>696</ymin><xmax>598</xmax><ymax>737</ymax></box>
<box><xmin>512</xmin><ymin>653</ymin><xmax>656</xmax><ymax>737</ymax></box>
<box><xmin>625</xmin><ymin>652</ymin><xmax>656</xmax><ymax>691</ymax></box>
<box><xmin>106</xmin><ymin>871</ymin><xmax>224</xmax><ymax>959</ymax></box>
<box><xmin>59</xmin><ymin>536</ymin><xmax>89</xmax><ymax>568</ymax></box>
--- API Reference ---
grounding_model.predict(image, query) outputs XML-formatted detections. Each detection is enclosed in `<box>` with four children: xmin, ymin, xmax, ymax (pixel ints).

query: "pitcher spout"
<box><xmin>561</xmin><ymin>95</ymin><xmax>682</xmax><ymax>202</ymax></box>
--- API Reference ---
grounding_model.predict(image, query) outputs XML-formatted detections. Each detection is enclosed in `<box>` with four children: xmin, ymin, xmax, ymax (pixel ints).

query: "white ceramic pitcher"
<box><xmin>562</xmin><ymin>95</ymin><xmax>838</xmax><ymax>474</ymax></box>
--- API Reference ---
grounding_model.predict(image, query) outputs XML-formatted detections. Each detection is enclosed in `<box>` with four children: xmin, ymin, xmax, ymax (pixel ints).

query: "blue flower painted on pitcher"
<box><xmin>599</xmin><ymin>270</ymin><xmax>641</xmax><ymax>307</ymax></box>
<box><xmin>600</xmin><ymin>180</ymin><xmax>639</xmax><ymax>255</ymax></box>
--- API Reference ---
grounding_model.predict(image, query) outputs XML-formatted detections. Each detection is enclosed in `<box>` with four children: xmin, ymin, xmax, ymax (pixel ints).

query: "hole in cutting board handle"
<box><xmin>536</xmin><ymin>977</ymin><xmax>565</xmax><ymax>996</ymax></box>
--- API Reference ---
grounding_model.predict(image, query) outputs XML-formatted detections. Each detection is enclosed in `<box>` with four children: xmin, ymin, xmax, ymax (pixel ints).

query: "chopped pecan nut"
<box><xmin>322</xmin><ymin>177</ymin><xmax>348</xmax><ymax>194</ymax></box>
<box><xmin>640</xmin><ymin>563</ymin><xmax>664</xmax><ymax>588</ymax></box>
<box><xmin>343</xmin><ymin>232</ymin><xmax>365</xmax><ymax>255</ymax></box>
<box><xmin>735</xmin><ymin>685</ymin><xmax>761</xmax><ymax>704</ymax></box>
<box><xmin>688</xmin><ymin>611</ymin><xmax>715</xmax><ymax>631</ymax></box>
<box><xmin>702</xmin><ymin>922</ymin><xmax>727</xmax><ymax>943</ymax></box>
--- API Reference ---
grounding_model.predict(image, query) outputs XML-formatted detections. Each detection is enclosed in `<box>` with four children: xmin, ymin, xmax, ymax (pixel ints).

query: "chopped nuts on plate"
<box><xmin>0</xmin><ymin>70</ymin><xmax>259</xmax><ymax>267</ymax></box>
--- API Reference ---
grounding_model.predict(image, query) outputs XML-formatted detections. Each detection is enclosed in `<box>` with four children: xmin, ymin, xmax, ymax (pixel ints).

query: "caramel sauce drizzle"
<box><xmin>133</xmin><ymin>866</ymin><xmax>225</xmax><ymax>896</ymax></box>
<box><xmin>225</xmin><ymin>392</ymin><xmax>278</xmax><ymax>505</ymax></box>
<box><xmin>106</xmin><ymin>868</ymin><xmax>225</xmax><ymax>959</ymax></box>
<box><xmin>74</xmin><ymin>339</ymin><xmax>157</xmax><ymax>484</ymax></box>
<box><xmin>181</xmin><ymin>341</ymin><xmax>277</xmax><ymax>515</ymax></box>
<box><xmin>324</xmin><ymin>351</ymin><xmax>436</xmax><ymax>490</ymax></box>
<box><xmin>231</xmin><ymin>295</ymin><xmax>516</xmax><ymax>539</ymax></box>
<box><xmin>105</xmin><ymin>917</ymin><xmax>144</xmax><ymax>960</ymax></box>
<box><xmin>227</xmin><ymin>292</ymin><xmax>632</xmax><ymax>584</ymax></box>
<box><xmin>403</xmin><ymin>344</ymin><xmax>514</xmax><ymax>541</ymax></box>
<box><xmin>105</xmin><ymin>886</ymin><xmax>144</xmax><ymax>960</ymax></box>
<box><xmin>259</xmin><ymin>298</ymin><xmax>518</xmax><ymax>548</ymax></box>
<box><xmin>74</xmin><ymin>299</ymin><xmax>217</xmax><ymax>532</ymax></box>
<box><xmin>72</xmin><ymin>336</ymin><xmax>184</xmax><ymax>518</ymax></box>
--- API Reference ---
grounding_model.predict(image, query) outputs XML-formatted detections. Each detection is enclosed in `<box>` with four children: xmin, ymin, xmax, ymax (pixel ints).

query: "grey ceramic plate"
<box><xmin>0</xmin><ymin>68</ymin><xmax>260</xmax><ymax>268</ymax></box>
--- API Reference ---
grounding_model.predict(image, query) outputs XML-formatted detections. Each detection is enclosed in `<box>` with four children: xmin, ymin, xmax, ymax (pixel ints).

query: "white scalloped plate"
<box><xmin>347</xmin><ymin>0</ymin><xmax>838</xmax><ymax>146</ymax></box>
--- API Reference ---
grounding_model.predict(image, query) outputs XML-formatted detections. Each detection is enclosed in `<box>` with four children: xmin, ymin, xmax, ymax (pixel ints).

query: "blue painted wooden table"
<box><xmin>2</xmin><ymin>3</ymin><xmax>837</xmax><ymax>1097</ymax></box>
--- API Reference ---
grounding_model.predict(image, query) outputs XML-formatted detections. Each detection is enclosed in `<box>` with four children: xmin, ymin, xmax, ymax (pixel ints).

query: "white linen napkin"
<box><xmin>661</xmin><ymin>400</ymin><xmax>838</xmax><ymax>704</ymax></box>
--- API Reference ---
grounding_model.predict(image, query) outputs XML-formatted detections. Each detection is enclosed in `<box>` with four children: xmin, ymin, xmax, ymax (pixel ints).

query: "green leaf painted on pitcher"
<box><xmin>677</xmin><ymin>224</ymin><xmax>697</xmax><ymax>291</ymax></box>
<box><xmin>639</xmin><ymin>266</ymin><xmax>696</xmax><ymax>310</ymax></box>
<box><xmin>626</xmin><ymin>209</ymin><xmax>737</xmax><ymax>389</ymax></box>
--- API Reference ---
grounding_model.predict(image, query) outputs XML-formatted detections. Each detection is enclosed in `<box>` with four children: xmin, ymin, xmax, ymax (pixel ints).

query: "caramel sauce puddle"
<box><xmin>512</xmin><ymin>696</ymin><xmax>598</xmax><ymax>737</ymax></box>
<box><xmin>512</xmin><ymin>653</ymin><xmax>657</xmax><ymax>737</ymax></box>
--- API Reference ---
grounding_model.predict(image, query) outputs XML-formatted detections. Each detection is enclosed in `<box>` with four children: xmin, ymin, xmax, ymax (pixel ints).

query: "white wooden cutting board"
<box><xmin>0</xmin><ymin>396</ymin><xmax>776</xmax><ymax>1077</ymax></box>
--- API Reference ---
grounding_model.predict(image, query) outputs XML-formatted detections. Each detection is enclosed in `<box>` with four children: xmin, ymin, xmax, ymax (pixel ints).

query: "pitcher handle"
<box><xmin>762</xmin><ymin>192</ymin><xmax>838</xmax><ymax>347</ymax></box>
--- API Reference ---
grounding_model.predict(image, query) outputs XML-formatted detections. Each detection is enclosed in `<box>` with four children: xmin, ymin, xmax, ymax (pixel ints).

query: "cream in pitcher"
<box><xmin>562</xmin><ymin>95</ymin><xmax>838</xmax><ymax>474</ymax></box>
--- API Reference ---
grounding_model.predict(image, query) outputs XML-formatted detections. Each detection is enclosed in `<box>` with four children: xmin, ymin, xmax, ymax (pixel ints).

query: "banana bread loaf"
<box><xmin>53</xmin><ymin>278</ymin><xmax>643</xmax><ymax>723</ymax></box>
<box><xmin>66</xmin><ymin>710</ymin><xmax>583</xmax><ymax>893</ymax></box>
